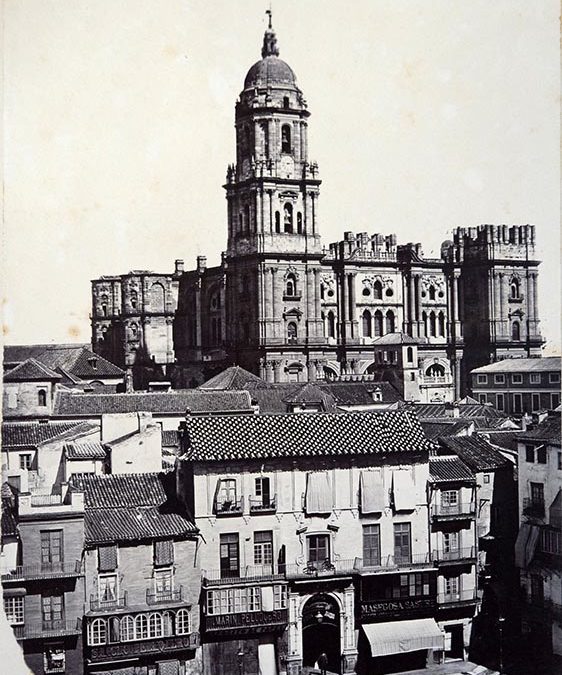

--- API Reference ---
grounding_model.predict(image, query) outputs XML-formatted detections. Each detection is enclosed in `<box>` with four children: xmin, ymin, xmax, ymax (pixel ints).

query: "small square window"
<box><xmin>483</xmin><ymin>474</ymin><xmax>490</xmax><ymax>484</ymax></box>
<box><xmin>19</xmin><ymin>454</ymin><xmax>32</xmax><ymax>470</ymax></box>
<box><xmin>551</xmin><ymin>393</ymin><xmax>561</xmax><ymax>409</ymax></box>
<box><xmin>477</xmin><ymin>374</ymin><xmax>487</xmax><ymax>384</ymax></box>
<box><xmin>512</xmin><ymin>374</ymin><xmax>523</xmax><ymax>384</ymax></box>
<box><xmin>496</xmin><ymin>393</ymin><xmax>505</xmax><ymax>411</ymax></box>
<box><xmin>532</xmin><ymin>393</ymin><xmax>541</xmax><ymax>411</ymax></box>
<box><xmin>530</xmin><ymin>373</ymin><xmax>541</xmax><ymax>385</ymax></box>
<box><xmin>537</xmin><ymin>447</ymin><xmax>547</xmax><ymax>464</ymax></box>
<box><xmin>494</xmin><ymin>374</ymin><xmax>505</xmax><ymax>384</ymax></box>
<box><xmin>3</xmin><ymin>596</ymin><xmax>24</xmax><ymax>625</ymax></box>
<box><xmin>549</xmin><ymin>373</ymin><xmax>561</xmax><ymax>384</ymax></box>
<box><xmin>525</xmin><ymin>446</ymin><xmax>535</xmax><ymax>463</ymax></box>
<box><xmin>478</xmin><ymin>394</ymin><xmax>487</xmax><ymax>404</ymax></box>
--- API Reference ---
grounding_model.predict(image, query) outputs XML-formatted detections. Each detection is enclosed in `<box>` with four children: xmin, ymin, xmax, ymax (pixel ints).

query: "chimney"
<box><xmin>174</xmin><ymin>259</ymin><xmax>184</xmax><ymax>274</ymax></box>
<box><xmin>197</xmin><ymin>256</ymin><xmax>207</xmax><ymax>273</ymax></box>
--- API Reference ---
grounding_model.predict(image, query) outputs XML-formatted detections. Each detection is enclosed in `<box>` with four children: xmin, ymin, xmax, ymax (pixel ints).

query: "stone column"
<box><xmin>348</xmin><ymin>273</ymin><xmax>358</xmax><ymax>340</ymax></box>
<box><xmin>313</xmin><ymin>268</ymin><xmax>322</xmax><ymax>322</ymax></box>
<box><xmin>264</xmin><ymin>267</ymin><xmax>272</xmax><ymax>321</ymax></box>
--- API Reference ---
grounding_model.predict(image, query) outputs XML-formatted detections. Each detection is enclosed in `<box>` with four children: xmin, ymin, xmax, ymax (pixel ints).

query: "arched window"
<box><xmin>130</xmin><ymin>291</ymin><xmax>138</xmax><ymax>310</ymax></box>
<box><xmin>422</xmin><ymin>311</ymin><xmax>428</xmax><ymax>337</ymax></box>
<box><xmin>438</xmin><ymin>311</ymin><xmax>445</xmax><ymax>337</ymax></box>
<box><xmin>244</xmin><ymin>204</ymin><xmax>251</xmax><ymax>233</ymax></box>
<box><xmin>274</xmin><ymin>211</ymin><xmax>281</xmax><ymax>233</ymax></box>
<box><xmin>510</xmin><ymin>278</ymin><xmax>520</xmax><ymax>299</ymax></box>
<box><xmin>101</xmin><ymin>294</ymin><xmax>109</xmax><ymax>317</ymax></box>
<box><xmin>244</xmin><ymin>125</ymin><xmax>251</xmax><ymax>150</ymax></box>
<box><xmin>362</xmin><ymin>310</ymin><xmax>372</xmax><ymax>337</ymax></box>
<box><xmin>238</xmin><ymin>213</ymin><xmax>243</xmax><ymax>232</ymax></box>
<box><xmin>284</xmin><ymin>203</ymin><xmax>293</xmax><ymax>233</ymax></box>
<box><xmin>406</xmin><ymin>346</ymin><xmax>414</xmax><ymax>363</ymax></box>
<box><xmin>385</xmin><ymin>311</ymin><xmax>395</xmax><ymax>334</ymax></box>
<box><xmin>162</xmin><ymin>611</ymin><xmax>173</xmax><ymax>637</ymax></box>
<box><xmin>373</xmin><ymin>281</ymin><xmax>383</xmax><ymax>300</ymax></box>
<box><xmin>37</xmin><ymin>389</ymin><xmax>47</xmax><ymax>407</ymax></box>
<box><xmin>429</xmin><ymin>311</ymin><xmax>437</xmax><ymax>337</ymax></box>
<box><xmin>130</xmin><ymin>323</ymin><xmax>138</xmax><ymax>338</ymax></box>
<box><xmin>374</xmin><ymin>310</ymin><xmax>383</xmax><ymax>337</ymax></box>
<box><xmin>283</xmin><ymin>96</ymin><xmax>290</xmax><ymax>109</ymax></box>
<box><xmin>149</xmin><ymin>283</ymin><xmax>165</xmax><ymax>312</ymax></box>
<box><xmin>176</xmin><ymin>609</ymin><xmax>191</xmax><ymax>635</ymax></box>
<box><xmin>148</xmin><ymin>612</ymin><xmax>163</xmax><ymax>638</ymax></box>
<box><xmin>426</xmin><ymin>363</ymin><xmax>445</xmax><ymax>377</ymax></box>
<box><xmin>135</xmin><ymin>614</ymin><xmax>149</xmax><ymax>640</ymax></box>
<box><xmin>327</xmin><ymin>311</ymin><xmax>335</xmax><ymax>338</ymax></box>
<box><xmin>281</xmin><ymin>124</ymin><xmax>291</xmax><ymax>153</ymax></box>
<box><xmin>287</xmin><ymin>321</ymin><xmax>297</xmax><ymax>342</ymax></box>
<box><xmin>428</xmin><ymin>285</ymin><xmax>436</xmax><ymax>301</ymax></box>
<box><xmin>89</xmin><ymin>618</ymin><xmax>107</xmax><ymax>646</ymax></box>
<box><xmin>512</xmin><ymin>321</ymin><xmax>521</xmax><ymax>341</ymax></box>
<box><xmin>285</xmin><ymin>274</ymin><xmax>296</xmax><ymax>296</ymax></box>
<box><xmin>297</xmin><ymin>212</ymin><xmax>303</xmax><ymax>234</ymax></box>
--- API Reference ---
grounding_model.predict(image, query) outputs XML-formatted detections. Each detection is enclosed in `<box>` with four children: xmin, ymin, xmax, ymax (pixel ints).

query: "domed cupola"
<box><xmin>243</xmin><ymin>15</ymin><xmax>298</xmax><ymax>91</ymax></box>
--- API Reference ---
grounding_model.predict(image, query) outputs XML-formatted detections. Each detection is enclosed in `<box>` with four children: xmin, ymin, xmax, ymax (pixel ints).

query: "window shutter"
<box><xmin>304</xmin><ymin>472</ymin><xmax>332</xmax><ymax>514</ymax></box>
<box><xmin>98</xmin><ymin>544</ymin><xmax>117</xmax><ymax>572</ymax></box>
<box><xmin>154</xmin><ymin>539</ymin><xmax>174</xmax><ymax>567</ymax></box>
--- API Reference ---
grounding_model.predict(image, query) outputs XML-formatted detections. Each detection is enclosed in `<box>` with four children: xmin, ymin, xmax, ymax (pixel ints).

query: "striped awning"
<box><xmin>362</xmin><ymin>618</ymin><xmax>444</xmax><ymax>657</ymax></box>
<box><xmin>360</xmin><ymin>471</ymin><xmax>385</xmax><ymax>513</ymax></box>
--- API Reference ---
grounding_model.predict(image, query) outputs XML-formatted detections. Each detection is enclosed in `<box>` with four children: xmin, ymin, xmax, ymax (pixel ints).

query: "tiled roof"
<box><xmin>471</xmin><ymin>356</ymin><xmax>561</xmax><ymax>374</ymax></box>
<box><xmin>70</xmin><ymin>472</ymin><xmax>197</xmax><ymax>544</ymax></box>
<box><xmin>517</xmin><ymin>414</ymin><xmax>561</xmax><ymax>446</ymax></box>
<box><xmin>421</xmin><ymin>420</ymin><xmax>473</xmax><ymax>441</ymax></box>
<box><xmin>1</xmin><ymin>421</ymin><xmax>88</xmax><ymax>448</ymax></box>
<box><xmin>53</xmin><ymin>390</ymin><xmax>254</xmax><ymax>416</ymax></box>
<box><xmin>199</xmin><ymin>366</ymin><xmax>265</xmax><ymax>390</ymax></box>
<box><xmin>162</xmin><ymin>430</ymin><xmax>180</xmax><ymax>447</ymax></box>
<box><xmin>3</xmin><ymin>358</ymin><xmax>61</xmax><ymax>382</ymax></box>
<box><xmin>372</xmin><ymin>332</ymin><xmax>418</xmax><ymax>346</ymax></box>
<box><xmin>64</xmin><ymin>442</ymin><xmax>106</xmax><ymax>460</ymax></box>
<box><xmin>318</xmin><ymin>382</ymin><xmax>403</xmax><ymax>406</ymax></box>
<box><xmin>182</xmin><ymin>410</ymin><xmax>433</xmax><ymax>462</ymax></box>
<box><xmin>430</xmin><ymin>456</ymin><xmax>475</xmax><ymax>482</ymax></box>
<box><xmin>438</xmin><ymin>436</ymin><xmax>511</xmax><ymax>472</ymax></box>
<box><xmin>412</xmin><ymin>402</ymin><xmax>508</xmax><ymax>420</ymax></box>
<box><xmin>479</xmin><ymin>432</ymin><xmax>520</xmax><ymax>453</ymax></box>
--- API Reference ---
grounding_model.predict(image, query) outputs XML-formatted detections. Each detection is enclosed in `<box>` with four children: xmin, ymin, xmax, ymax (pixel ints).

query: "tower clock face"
<box><xmin>280</xmin><ymin>155</ymin><xmax>294</xmax><ymax>179</ymax></box>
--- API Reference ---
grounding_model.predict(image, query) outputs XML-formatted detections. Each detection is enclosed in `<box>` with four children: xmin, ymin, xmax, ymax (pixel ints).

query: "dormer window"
<box><xmin>281</xmin><ymin>124</ymin><xmax>291</xmax><ymax>153</ymax></box>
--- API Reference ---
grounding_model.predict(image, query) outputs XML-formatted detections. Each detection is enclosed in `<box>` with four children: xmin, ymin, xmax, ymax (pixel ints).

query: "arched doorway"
<box><xmin>302</xmin><ymin>594</ymin><xmax>341</xmax><ymax>673</ymax></box>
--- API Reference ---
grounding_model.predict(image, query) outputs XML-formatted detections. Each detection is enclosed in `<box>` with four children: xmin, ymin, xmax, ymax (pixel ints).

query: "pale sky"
<box><xmin>2</xmin><ymin>0</ymin><xmax>560</xmax><ymax>353</ymax></box>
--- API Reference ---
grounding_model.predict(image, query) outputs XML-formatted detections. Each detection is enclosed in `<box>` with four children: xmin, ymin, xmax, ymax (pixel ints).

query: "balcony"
<box><xmin>89</xmin><ymin>592</ymin><xmax>128</xmax><ymax>612</ymax></box>
<box><xmin>2</xmin><ymin>560</ymin><xmax>83</xmax><ymax>583</ymax></box>
<box><xmin>433</xmin><ymin>547</ymin><xmax>476</xmax><ymax>565</ymax></box>
<box><xmin>249</xmin><ymin>495</ymin><xmax>277</xmax><ymax>515</ymax></box>
<box><xmin>214</xmin><ymin>497</ymin><xmax>244</xmax><ymax>517</ymax></box>
<box><xmin>204</xmin><ymin>608</ymin><xmax>288</xmax><ymax>633</ymax></box>
<box><xmin>437</xmin><ymin>590</ymin><xmax>478</xmax><ymax>608</ymax></box>
<box><xmin>13</xmin><ymin>618</ymin><xmax>82</xmax><ymax>641</ymax></box>
<box><xmin>203</xmin><ymin>565</ymin><xmax>285</xmax><ymax>587</ymax></box>
<box><xmin>146</xmin><ymin>586</ymin><xmax>183</xmax><ymax>605</ymax></box>
<box><xmin>431</xmin><ymin>502</ymin><xmax>476</xmax><ymax>520</ymax></box>
<box><xmin>286</xmin><ymin>558</ymin><xmax>358</xmax><ymax>580</ymax></box>
<box><xmin>88</xmin><ymin>632</ymin><xmax>199</xmax><ymax>663</ymax></box>
<box><xmin>355</xmin><ymin>553</ymin><xmax>435</xmax><ymax>575</ymax></box>
<box><xmin>523</xmin><ymin>498</ymin><xmax>545</xmax><ymax>519</ymax></box>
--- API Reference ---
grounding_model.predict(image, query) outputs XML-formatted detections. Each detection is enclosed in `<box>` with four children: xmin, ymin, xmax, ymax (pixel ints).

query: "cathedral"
<box><xmin>91</xmin><ymin>17</ymin><xmax>544</xmax><ymax>396</ymax></box>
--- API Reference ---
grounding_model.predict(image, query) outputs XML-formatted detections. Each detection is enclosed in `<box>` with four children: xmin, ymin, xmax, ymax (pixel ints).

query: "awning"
<box><xmin>305</xmin><ymin>472</ymin><xmax>332</xmax><ymax>514</ymax></box>
<box><xmin>362</xmin><ymin>618</ymin><xmax>444</xmax><ymax>657</ymax></box>
<box><xmin>514</xmin><ymin>523</ymin><xmax>540</xmax><ymax>568</ymax></box>
<box><xmin>360</xmin><ymin>471</ymin><xmax>385</xmax><ymax>513</ymax></box>
<box><xmin>392</xmin><ymin>470</ymin><xmax>416</xmax><ymax>511</ymax></box>
<box><xmin>525</xmin><ymin>525</ymin><xmax>540</xmax><ymax>566</ymax></box>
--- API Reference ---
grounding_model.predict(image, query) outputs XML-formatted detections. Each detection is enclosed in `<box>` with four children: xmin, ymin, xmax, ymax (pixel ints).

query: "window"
<box><xmin>283</xmin><ymin>203</ymin><xmax>293</xmax><ymax>233</ymax></box>
<box><xmin>274</xmin><ymin>211</ymin><xmax>280</xmax><ymax>233</ymax></box>
<box><xmin>287</xmin><ymin>321</ymin><xmax>297</xmax><ymax>342</ymax></box>
<box><xmin>478</xmin><ymin>394</ymin><xmax>487</xmax><ymax>405</ymax></box>
<box><xmin>374</xmin><ymin>310</ymin><xmax>383</xmax><ymax>337</ymax></box>
<box><xmin>326</xmin><ymin>311</ymin><xmax>335</xmax><ymax>339</ymax></box>
<box><xmin>387</xmin><ymin>572</ymin><xmax>431</xmax><ymax>599</ymax></box>
<box><xmin>307</xmin><ymin>534</ymin><xmax>330</xmax><ymax>564</ymax></box>
<box><xmin>98</xmin><ymin>574</ymin><xmax>118</xmax><ymax>603</ymax></box>
<box><xmin>530</xmin><ymin>373</ymin><xmax>541</xmax><ymax>384</ymax></box>
<box><xmin>393</xmin><ymin>523</ymin><xmax>411</xmax><ymax>564</ymax></box>
<box><xmin>130</xmin><ymin>291</ymin><xmax>138</xmax><ymax>309</ymax></box>
<box><xmin>429</xmin><ymin>312</ymin><xmax>437</xmax><ymax>337</ymax></box>
<box><xmin>512</xmin><ymin>373</ymin><xmax>523</xmax><ymax>384</ymax></box>
<box><xmin>38</xmin><ymin>389</ymin><xmax>47</xmax><ymax>406</ymax></box>
<box><xmin>373</xmin><ymin>281</ymin><xmax>383</xmax><ymax>300</ymax></box>
<box><xmin>207</xmin><ymin>587</ymin><xmax>261</xmax><ymax>615</ymax></box>
<box><xmin>281</xmin><ymin>124</ymin><xmax>291</xmax><ymax>153</ymax></box>
<box><xmin>362</xmin><ymin>310</ymin><xmax>372</xmax><ymax>337</ymax></box>
<box><xmin>530</xmin><ymin>575</ymin><xmax>543</xmax><ymax>603</ymax></box>
<box><xmin>7</xmin><ymin>391</ymin><xmax>17</xmax><ymax>408</ymax></box>
<box><xmin>532</xmin><ymin>393</ymin><xmax>541</xmax><ymax>412</ymax></box>
<box><xmin>297</xmin><ymin>212</ymin><xmax>303</xmax><ymax>234</ymax></box>
<box><xmin>483</xmin><ymin>474</ymin><xmax>490</xmax><ymax>484</ymax></box>
<box><xmin>254</xmin><ymin>477</ymin><xmax>271</xmax><ymax>507</ymax></box>
<box><xmin>530</xmin><ymin>482</ymin><xmax>544</xmax><ymax>506</ymax></box>
<box><xmin>441</xmin><ymin>490</ymin><xmax>458</xmax><ymax>507</ymax></box>
<box><xmin>253</xmin><ymin>531</ymin><xmax>273</xmax><ymax>568</ymax></box>
<box><xmin>385</xmin><ymin>311</ymin><xmax>395</xmax><ymax>334</ymax></box>
<box><xmin>135</xmin><ymin>613</ymin><xmax>149</xmax><ymax>640</ymax></box>
<box><xmin>41</xmin><ymin>530</ymin><xmax>63</xmax><ymax>566</ymax></box>
<box><xmin>273</xmin><ymin>585</ymin><xmax>287</xmax><ymax>609</ymax></box>
<box><xmin>510</xmin><ymin>278</ymin><xmax>520</xmax><ymax>299</ymax></box>
<box><xmin>406</xmin><ymin>347</ymin><xmax>414</xmax><ymax>363</ymax></box>
<box><xmin>496</xmin><ymin>393</ymin><xmax>505</xmax><ymax>412</ymax></box>
<box><xmin>428</xmin><ymin>285</ymin><xmax>436</xmax><ymax>301</ymax></box>
<box><xmin>549</xmin><ymin>372</ymin><xmax>561</xmax><ymax>384</ymax></box>
<box><xmin>42</xmin><ymin>592</ymin><xmax>64</xmax><ymax>629</ymax></box>
<box><xmin>426</xmin><ymin>363</ymin><xmax>445</xmax><ymax>378</ymax></box>
<box><xmin>537</xmin><ymin>446</ymin><xmax>547</xmax><ymax>464</ymax></box>
<box><xmin>220</xmin><ymin>533</ymin><xmax>240</xmax><ymax>578</ymax></box>
<box><xmin>551</xmin><ymin>393</ymin><xmax>561</xmax><ymax>409</ymax></box>
<box><xmin>4</xmin><ymin>596</ymin><xmax>24</xmax><ymax>625</ymax></box>
<box><xmin>44</xmin><ymin>644</ymin><xmax>65</xmax><ymax>674</ymax></box>
<box><xmin>513</xmin><ymin>393</ymin><xmax>523</xmax><ymax>413</ymax></box>
<box><xmin>154</xmin><ymin>568</ymin><xmax>174</xmax><ymax>598</ymax></box>
<box><xmin>558</xmin><ymin>452</ymin><xmax>562</xmax><ymax>471</ymax></box>
<box><xmin>444</xmin><ymin>576</ymin><xmax>460</xmax><ymax>597</ymax></box>
<box><xmin>512</xmin><ymin>322</ymin><xmax>521</xmax><ymax>341</ymax></box>
<box><xmin>362</xmin><ymin>524</ymin><xmax>381</xmax><ymax>567</ymax></box>
<box><xmin>176</xmin><ymin>608</ymin><xmax>191</xmax><ymax>635</ymax></box>
<box><xmin>89</xmin><ymin>618</ymin><xmax>107</xmax><ymax>646</ymax></box>
<box><xmin>120</xmin><ymin>615</ymin><xmax>135</xmax><ymax>642</ymax></box>
<box><xmin>525</xmin><ymin>446</ymin><xmax>535</xmax><ymax>463</ymax></box>
<box><xmin>154</xmin><ymin>539</ymin><xmax>174</xmax><ymax>567</ymax></box>
<box><xmin>443</xmin><ymin>532</ymin><xmax>459</xmax><ymax>553</ymax></box>
<box><xmin>244</xmin><ymin>204</ymin><xmax>251</xmax><ymax>233</ymax></box>
<box><xmin>148</xmin><ymin>612</ymin><xmax>163</xmax><ymax>638</ymax></box>
<box><xmin>216</xmin><ymin>479</ymin><xmax>237</xmax><ymax>511</ymax></box>
<box><xmin>19</xmin><ymin>453</ymin><xmax>32</xmax><ymax>470</ymax></box>
<box><xmin>285</xmin><ymin>274</ymin><xmax>296</xmax><ymax>296</ymax></box>
<box><xmin>283</xmin><ymin>96</ymin><xmax>290</xmax><ymax>109</ymax></box>
<box><xmin>438</xmin><ymin>312</ymin><xmax>445</xmax><ymax>337</ymax></box>
<box><xmin>477</xmin><ymin>374</ymin><xmax>487</xmax><ymax>384</ymax></box>
<box><xmin>494</xmin><ymin>374</ymin><xmax>505</xmax><ymax>384</ymax></box>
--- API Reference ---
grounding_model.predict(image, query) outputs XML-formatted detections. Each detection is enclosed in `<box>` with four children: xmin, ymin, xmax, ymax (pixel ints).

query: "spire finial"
<box><xmin>261</xmin><ymin>8</ymin><xmax>279</xmax><ymax>58</ymax></box>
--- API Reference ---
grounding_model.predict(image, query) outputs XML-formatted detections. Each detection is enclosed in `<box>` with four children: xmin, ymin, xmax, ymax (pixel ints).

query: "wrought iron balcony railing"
<box><xmin>203</xmin><ymin>565</ymin><xmax>285</xmax><ymax>586</ymax></box>
<box><xmin>431</xmin><ymin>502</ymin><xmax>476</xmax><ymax>519</ymax></box>
<box><xmin>523</xmin><ymin>498</ymin><xmax>545</xmax><ymax>519</ymax></box>
<box><xmin>13</xmin><ymin>618</ymin><xmax>82</xmax><ymax>640</ymax></box>
<box><xmin>2</xmin><ymin>560</ymin><xmax>83</xmax><ymax>582</ymax></box>
<box><xmin>146</xmin><ymin>586</ymin><xmax>183</xmax><ymax>605</ymax></box>
<box><xmin>433</xmin><ymin>547</ymin><xmax>476</xmax><ymax>563</ymax></box>
<box><xmin>285</xmin><ymin>558</ymin><xmax>358</xmax><ymax>579</ymax></box>
<box><xmin>214</xmin><ymin>497</ymin><xmax>244</xmax><ymax>517</ymax></box>
<box><xmin>437</xmin><ymin>590</ymin><xmax>478</xmax><ymax>606</ymax></box>
<box><xmin>249</xmin><ymin>495</ymin><xmax>277</xmax><ymax>514</ymax></box>
<box><xmin>89</xmin><ymin>592</ymin><xmax>128</xmax><ymax>612</ymax></box>
<box><xmin>355</xmin><ymin>552</ymin><xmax>434</xmax><ymax>573</ymax></box>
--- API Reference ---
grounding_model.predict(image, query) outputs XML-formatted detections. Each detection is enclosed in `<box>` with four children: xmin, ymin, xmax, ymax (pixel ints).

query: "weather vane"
<box><xmin>266</xmin><ymin>5</ymin><xmax>272</xmax><ymax>30</ymax></box>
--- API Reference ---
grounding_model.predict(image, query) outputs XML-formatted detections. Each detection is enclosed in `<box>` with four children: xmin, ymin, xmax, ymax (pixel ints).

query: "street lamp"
<box><xmin>237</xmin><ymin>646</ymin><xmax>245</xmax><ymax>675</ymax></box>
<box><xmin>498</xmin><ymin>615</ymin><xmax>506</xmax><ymax>674</ymax></box>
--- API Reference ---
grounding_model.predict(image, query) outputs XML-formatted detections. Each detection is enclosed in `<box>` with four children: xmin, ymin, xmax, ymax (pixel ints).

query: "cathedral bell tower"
<box><xmin>223</xmin><ymin>15</ymin><xmax>326</xmax><ymax>382</ymax></box>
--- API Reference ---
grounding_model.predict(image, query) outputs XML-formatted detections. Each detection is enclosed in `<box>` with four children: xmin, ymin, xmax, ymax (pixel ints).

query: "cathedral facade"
<box><xmin>91</xmin><ymin>19</ymin><xmax>544</xmax><ymax>395</ymax></box>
